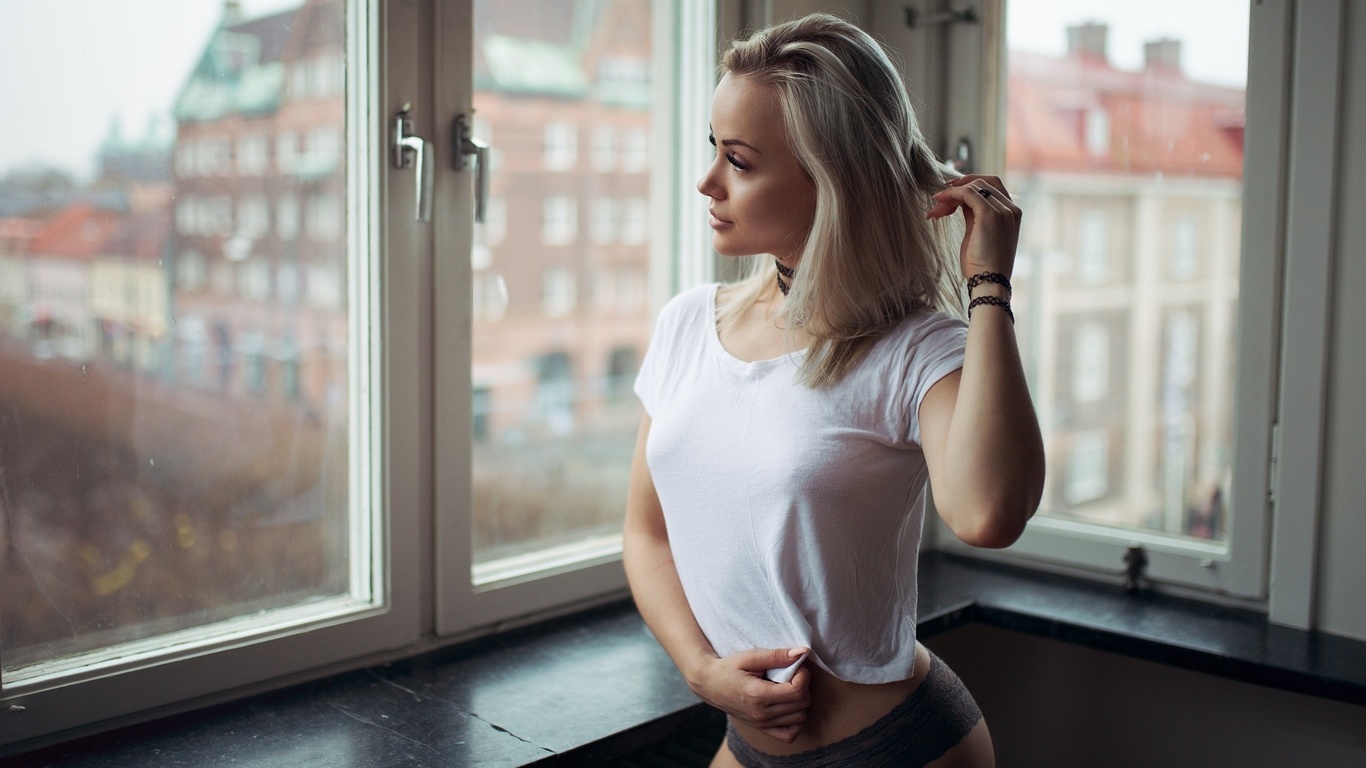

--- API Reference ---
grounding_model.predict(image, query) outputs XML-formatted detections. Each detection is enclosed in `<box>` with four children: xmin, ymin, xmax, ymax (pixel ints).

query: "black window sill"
<box><xmin>10</xmin><ymin>551</ymin><xmax>1366</xmax><ymax>767</ymax></box>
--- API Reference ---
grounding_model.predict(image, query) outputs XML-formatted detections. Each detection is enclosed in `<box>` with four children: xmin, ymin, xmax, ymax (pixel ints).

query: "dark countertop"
<box><xmin>9</xmin><ymin>552</ymin><xmax>1366</xmax><ymax>767</ymax></box>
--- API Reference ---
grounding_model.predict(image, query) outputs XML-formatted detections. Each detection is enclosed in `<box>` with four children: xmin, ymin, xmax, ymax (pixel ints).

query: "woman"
<box><xmin>623</xmin><ymin>13</ymin><xmax>1044</xmax><ymax>768</ymax></box>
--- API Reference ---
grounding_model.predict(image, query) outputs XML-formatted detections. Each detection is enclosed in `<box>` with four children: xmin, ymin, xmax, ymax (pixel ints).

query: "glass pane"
<box><xmin>470</xmin><ymin>0</ymin><xmax>657</xmax><ymax>574</ymax></box>
<box><xmin>1005</xmin><ymin>2</ymin><xmax>1248</xmax><ymax>543</ymax></box>
<box><xmin>0</xmin><ymin>0</ymin><xmax>357</xmax><ymax>677</ymax></box>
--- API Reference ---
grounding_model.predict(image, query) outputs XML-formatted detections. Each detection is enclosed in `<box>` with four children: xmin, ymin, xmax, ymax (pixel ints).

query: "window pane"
<box><xmin>470</xmin><ymin>0</ymin><xmax>656</xmax><ymax>574</ymax></box>
<box><xmin>1006</xmin><ymin>2</ymin><xmax>1247</xmax><ymax>543</ymax></box>
<box><xmin>0</xmin><ymin>0</ymin><xmax>360</xmax><ymax>678</ymax></box>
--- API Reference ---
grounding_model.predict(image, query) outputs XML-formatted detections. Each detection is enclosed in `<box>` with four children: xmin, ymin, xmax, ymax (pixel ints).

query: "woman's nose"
<box><xmin>696</xmin><ymin>162</ymin><xmax>723</xmax><ymax>199</ymax></box>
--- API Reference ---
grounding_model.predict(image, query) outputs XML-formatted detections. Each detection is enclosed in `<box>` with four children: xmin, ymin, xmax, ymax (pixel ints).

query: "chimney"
<box><xmin>222</xmin><ymin>0</ymin><xmax>243</xmax><ymax>24</ymax></box>
<box><xmin>1066</xmin><ymin>22</ymin><xmax>1109</xmax><ymax>61</ymax></box>
<box><xmin>1144</xmin><ymin>38</ymin><xmax>1182</xmax><ymax>72</ymax></box>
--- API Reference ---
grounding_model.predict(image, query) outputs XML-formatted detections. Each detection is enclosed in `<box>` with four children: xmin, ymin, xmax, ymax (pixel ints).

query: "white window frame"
<box><xmin>431</xmin><ymin>0</ymin><xmax>713</xmax><ymax>636</ymax></box>
<box><xmin>0</xmin><ymin>0</ymin><xmax>421</xmax><ymax>748</ymax></box>
<box><xmin>907</xmin><ymin>0</ymin><xmax>1301</xmax><ymax>602</ymax></box>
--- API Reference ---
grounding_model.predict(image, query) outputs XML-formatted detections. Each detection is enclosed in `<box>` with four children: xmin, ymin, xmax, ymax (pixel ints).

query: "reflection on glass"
<box><xmin>0</xmin><ymin>0</ymin><xmax>351</xmax><ymax>675</ymax></box>
<box><xmin>470</xmin><ymin>0</ymin><xmax>654</xmax><ymax>570</ymax></box>
<box><xmin>1005</xmin><ymin>2</ymin><xmax>1247</xmax><ymax>542</ymax></box>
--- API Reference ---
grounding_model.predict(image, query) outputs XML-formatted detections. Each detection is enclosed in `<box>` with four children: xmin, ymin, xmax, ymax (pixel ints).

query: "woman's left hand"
<box><xmin>926</xmin><ymin>174</ymin><xmax>1022</xmax><ymax>280</ymax></box>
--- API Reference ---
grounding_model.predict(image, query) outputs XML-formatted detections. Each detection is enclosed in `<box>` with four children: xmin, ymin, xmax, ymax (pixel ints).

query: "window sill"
<box><xmin>12</xmin><ymin>552</ymin><xmax>1366</xmax><ymax>766</ymax></box>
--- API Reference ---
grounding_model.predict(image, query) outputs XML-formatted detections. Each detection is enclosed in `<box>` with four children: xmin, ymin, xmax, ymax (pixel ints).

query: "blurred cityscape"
<box><xmin>1006</xmin><ymin>23</ymin><xmax>1243</xmax><ymax>540</ymax></box>
<box><xmin>0</xmin><ymin>3</ymin><xmax>1242</xmax><ymax>666</ymax></box>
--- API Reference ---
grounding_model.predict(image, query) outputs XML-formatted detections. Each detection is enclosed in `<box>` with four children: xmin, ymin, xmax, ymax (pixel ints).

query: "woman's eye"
<box><xmin>726</xmin><ymin>154</ymin><xmax>747</xmax><ymax>171</ymax></box>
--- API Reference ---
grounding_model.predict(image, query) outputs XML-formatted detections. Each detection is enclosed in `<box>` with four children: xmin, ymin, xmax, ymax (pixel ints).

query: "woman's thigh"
<box><xmin>925</xmin><ymin>718</ymin><xmax>994</xmax><ymax>768</ymax></box>
<box><xmin>711</xmin><ymin>737</ymin><xmax>744</xmax><ymax>768</ymax></box>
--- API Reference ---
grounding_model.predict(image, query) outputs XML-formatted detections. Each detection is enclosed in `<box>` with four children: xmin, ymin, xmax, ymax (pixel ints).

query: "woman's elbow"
<box><xmin>945</xmin><ymin>498</ymin><xmax>1036</xmax><ymax>549</ymax></box>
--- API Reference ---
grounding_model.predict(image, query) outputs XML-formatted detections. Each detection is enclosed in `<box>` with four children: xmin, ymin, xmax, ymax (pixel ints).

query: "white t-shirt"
<box><xmin>634</xmin><ymin>283</ymin><xmax>967</xmax><ymax>684</ymax></box>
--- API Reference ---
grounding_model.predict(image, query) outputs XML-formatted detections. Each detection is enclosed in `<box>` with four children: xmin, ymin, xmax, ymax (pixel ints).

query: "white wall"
<box><xmin>1317</xmin><ymin>0</ymin><xmax>1366</xmax><ymax>641</ymax></box>
<box><xmin>928</xmin><ymin>625</ymin><xmax>1366</xmax><ymax>768</ymax></box>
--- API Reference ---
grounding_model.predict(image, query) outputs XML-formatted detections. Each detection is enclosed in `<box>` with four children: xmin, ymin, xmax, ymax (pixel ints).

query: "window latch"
<box><xmin>453</xmin><ymin>113</ymin><xmax>490</xmax><ymax>224</ymax></box>
<box><xmin>1123</xmin><ymin>545</ymin><xmax>1148</xmax><ymax>592</ymax></box>
<box><xmin>392</xmin><ymin>105</ymin><xmax>433</xmax><ymax>223</ymax></box>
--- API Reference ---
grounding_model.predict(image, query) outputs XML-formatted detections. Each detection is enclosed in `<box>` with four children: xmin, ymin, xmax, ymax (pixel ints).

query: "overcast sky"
<box><xmin>0</xmin><ymin>0</ymin><xmax>1250</xmax><ymax>181</ymax></box>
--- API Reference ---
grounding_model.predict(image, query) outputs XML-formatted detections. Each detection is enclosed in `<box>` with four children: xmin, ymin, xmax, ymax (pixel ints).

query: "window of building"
<box><xmin>622</xmin><ymin>126</ymin><xmax>648</xmax><ymax>173</ymax></box>
<box><xmin>306</xmin><ymin>193</ymin><xmax>341</xmax><ymax>241</ymax></box>
<box><xmin>592</xmin><ymin>198</ymin><xmax>616</xmax><ymax>244</ymax></box>
<box><xmin>543</xmin><ymin>121</ymin><xmax>577</xmax><ymax>171</ymax></box>
<box><xmin>237</xmin><ymin>195</ymin><xmax>269</xmax><ymax>239</ymax></box>
<box><xmin>542</xmin><ymin>195</ymin><xmax>577</xmax><ymax>245</ymax></box>
<box><xmin>1072</xmin><ymin>322</ymin><xmax>1110</xmax><ymax>402</ymax></box>
<box><xmin>238</xmin><ymin>134</ymin><xmax>270</xmax><ymax>175</ymax></box>
<box><xmin>621</xmin><ymin>198</ymin><xmax>648</xmax><ymax>245</ymax></box>
<box><xmin>479</xmin><ymin>197</ymin><xmax>506</xmax><ymax>246</ymax></box>
<box><xmin>543</xmin><ymin>267</ymin><xmax>576</xmax><ymax>317</ymax></box>
<box><xmin>1065</xmin><ymin>429</ymin><xmax>1110</xmax><ymax>505</ymax></box>
<box><xmin>277</xmin><ymin>193</ymin><xmax>300</xmax><ymax>240</ymax></box>
<box><xmin>593</xmin><ymin>125</ymin><xmax>616</xmax><ymax>172</ymax></box>
<box><xmin>1172</xmin><ymin>214</ymin><xmax>1199</xmax><ymax>281</ymax></box>
<box><xmin>1077</xmin><ymin>209</ymin><xmax>1108</xmax><ymax>285</ymax></box>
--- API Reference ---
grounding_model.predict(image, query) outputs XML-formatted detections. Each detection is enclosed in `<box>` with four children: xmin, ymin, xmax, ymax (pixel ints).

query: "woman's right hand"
<box><xmin>687</xmin><ymin>647</ymin><xmax>812</xmax><ymax>742</ymax></box>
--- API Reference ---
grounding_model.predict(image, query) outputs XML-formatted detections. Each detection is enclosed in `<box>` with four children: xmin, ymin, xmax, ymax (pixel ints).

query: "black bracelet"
<box><xmin>968</xmin><ymin>295</ymin><xmax>1014</xmax><ymax>323</ymax></box>
<box><xmin>966</xmin><ymin>271</ymin><xmax>1012</xmax><ymax>295</ymax></box>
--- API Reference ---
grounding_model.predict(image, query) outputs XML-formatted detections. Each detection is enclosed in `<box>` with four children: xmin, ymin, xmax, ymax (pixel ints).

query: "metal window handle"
<box><xmin>453</xmin><ymin>113</ymin><xmax>490</xmax><ymax>223</ymax></box>
<box><xmin>393</xmin><ymin>104</ymin><xmax>433</xmax><ymax>223</ymax></box>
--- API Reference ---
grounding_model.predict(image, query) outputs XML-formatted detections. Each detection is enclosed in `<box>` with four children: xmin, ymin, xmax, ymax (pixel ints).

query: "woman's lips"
<box><xmin>708</xmin><ymin>211</ymin><xmax>733</xmax><ymax>229</ymax></box>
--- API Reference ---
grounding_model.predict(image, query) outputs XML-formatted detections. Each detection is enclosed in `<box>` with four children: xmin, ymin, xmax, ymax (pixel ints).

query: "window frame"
<box><xmin>430</xmin><ymin>0</ymin><xmax>716</xmax><ymax>637</ymax></box>
<box><xmin>915</xmin><ymin>0</ymin><xmax>1295</xmax><ymax>601</ymax></box>
<box><xmin>0</xmin><ymin>0</ymin><xmax>424</xmax><ymax>748</ymax></box>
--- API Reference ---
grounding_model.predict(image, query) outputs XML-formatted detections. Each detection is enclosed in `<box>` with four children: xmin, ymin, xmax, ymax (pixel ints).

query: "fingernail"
<box><xmin>789</xmin><ymin>647</ymin><xmax>807</xmax><ymax>658</ymax></box>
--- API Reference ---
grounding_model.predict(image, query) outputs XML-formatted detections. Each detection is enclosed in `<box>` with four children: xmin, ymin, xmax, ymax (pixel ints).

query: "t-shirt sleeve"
<box><xmin>902</xmin><ymin>313</ymin><xmax>968</xmax><ymax>446</ymax></box>
<box><xmin>633</xmin><ymin>315</ymin><xmax>667</xmax><ymax>416</ymax></box>
<box><xmin>633</xmin><ymin>288</ymin><xmax>697</xmax><ymax>416</ymax></box>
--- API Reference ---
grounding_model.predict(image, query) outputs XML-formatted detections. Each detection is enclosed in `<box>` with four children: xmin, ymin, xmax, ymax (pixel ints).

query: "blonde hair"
<box><xmin>715</xmin><ymin>13</ymin><xmax>965</xmax><ymax>387</ymax></box>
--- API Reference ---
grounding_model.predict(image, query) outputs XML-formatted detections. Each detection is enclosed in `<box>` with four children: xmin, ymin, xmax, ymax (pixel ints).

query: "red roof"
<box><xmin>26</xmin><ymin>203</ymin><xmax>124</xmax><ymax>260</ymax></box>
<box><xmin>1006</xmin><ymin>50</ymin><xmax>1245</xmax><ymax>178</ymax></box>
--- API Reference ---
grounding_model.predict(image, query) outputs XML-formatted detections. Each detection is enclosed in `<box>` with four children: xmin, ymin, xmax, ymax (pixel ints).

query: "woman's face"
<box><xmin>697</xmin><ymin>74</ymin><xmax>817</xmax><ymax>263</ymax></box>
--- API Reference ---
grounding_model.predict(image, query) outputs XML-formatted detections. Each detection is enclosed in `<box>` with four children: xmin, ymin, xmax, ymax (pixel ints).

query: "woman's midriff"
<box><xmin>730</xmin><ymin>642</ymin><xmax>934</xmax><ymax>756</ymax></box>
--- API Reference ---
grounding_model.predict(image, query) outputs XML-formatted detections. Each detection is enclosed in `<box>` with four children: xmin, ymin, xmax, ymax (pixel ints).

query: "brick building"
<box><xmin>1006</xmin><ymin>24</ymin><xmax>1245</xmax><ymax>538</ymax></box>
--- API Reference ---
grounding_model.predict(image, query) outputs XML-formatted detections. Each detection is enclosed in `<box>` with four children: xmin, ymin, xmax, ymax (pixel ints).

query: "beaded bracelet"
<box><xmin>968</xmin><ymin>295</ymin><xmax>1014</xmax><ymax>323</ymax></box>
<box><xmin>966</xmin><ymin>271</ymin><xmax>1012</xmax><ymax>295</ymax></box>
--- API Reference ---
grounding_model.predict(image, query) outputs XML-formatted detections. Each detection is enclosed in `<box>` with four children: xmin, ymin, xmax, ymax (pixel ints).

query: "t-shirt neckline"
<box><xmin>706</xmin><ymin>283</ymin><xmax>808</xmax><ymax>373</ymax></box>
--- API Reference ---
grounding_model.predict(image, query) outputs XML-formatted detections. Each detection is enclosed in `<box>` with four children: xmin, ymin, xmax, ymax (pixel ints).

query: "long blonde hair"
<box><xmin>716</xmin><ymin>13</ymin><xmax>965</xmax><ymax>387</ymax></box>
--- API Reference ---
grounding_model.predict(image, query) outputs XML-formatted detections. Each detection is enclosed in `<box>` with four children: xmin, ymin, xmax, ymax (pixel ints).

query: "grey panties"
<box><xmin>725</xmin><ymin>651</ymin><xmax>983</xmax><ymax>768</ymax></box>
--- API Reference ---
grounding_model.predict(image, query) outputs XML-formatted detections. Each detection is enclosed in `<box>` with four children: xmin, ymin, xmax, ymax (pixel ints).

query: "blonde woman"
<box><xmin>623</xmin><ymin>13</ymin><xmax>1044</xmax><ymax>768</ymax></box>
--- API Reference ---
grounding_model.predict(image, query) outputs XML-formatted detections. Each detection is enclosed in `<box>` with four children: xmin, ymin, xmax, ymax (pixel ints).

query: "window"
<box><xmin>622</xmin><ymin>126</ymin><xmax>648</xmax><ymax>173</ymax></box>
<box><xmin>932</xmin><ymin>0</ymin><xmax>1281</xmax><ymax>598</ymax></box>
<box><xmin>543</xmin><ymin>267</ymin><xmax>577</xmax><ymax>317</ymax></box>
<box><xmin>1172</xmin><ymin>214</ymin><xmax>1199</xmax><ymax>281</ymax></box>
<box><xmin>542</xmin><ymin>195</ymin><xmax>578</xmax><ymax>245</ymax></box>
<box><xmin>1076</xmin><ymin>209</ymin><xmax>1108</xmax><ymax>285</ymax></box>
<box><xmin>237</xmin><ymin>134</ymin><xmax>270</xmax><ymax>175</ymax></box>
<box><xmin>1072</xmin><ymin>322</ymin><xmax>1109</xmax><ymax>402</ymax></box>
<box><xmin>1065</xmin><ymin>429</ymin><xmax>1110</xmax><ymax>505</ymax></box>
<box><xmin>592</xmin><ymin>197</ymin><xmax>616</xmax><ymax>244</ymax></box>
<box><xmin>544</xmin><ymin>121</ymin><xmax>578</xmax><ymax>171</ymax></box>
<box><xmin>1</xmin><ymin>0</ymin><xmax>690</xmax><ymax>749</ymax></box>
<box><xmin>593</xmin><ymin>125</ymin><xmax>617</xmax><ymax>172</ymax></box>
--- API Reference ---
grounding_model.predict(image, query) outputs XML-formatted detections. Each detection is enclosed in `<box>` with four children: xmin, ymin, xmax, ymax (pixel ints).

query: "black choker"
<box><xmin>775</xmin><ymin>260</ymin><xmax>795</xmax><ymax>296</ymax></box>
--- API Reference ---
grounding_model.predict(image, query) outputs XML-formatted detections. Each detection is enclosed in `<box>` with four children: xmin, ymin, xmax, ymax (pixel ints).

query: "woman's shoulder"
<box><xmin>886</xmin><ymin>306</ymin><xmax>968</xmax><ymax>345</ymax></box>
<box><xmin>653</xmin><ymin>283</ymin><xmax>718</xmax><ymax>333</ymax></box>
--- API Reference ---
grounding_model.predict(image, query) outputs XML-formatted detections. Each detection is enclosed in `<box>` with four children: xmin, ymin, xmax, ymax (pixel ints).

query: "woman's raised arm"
<box><xmin>919</xmin><ymin>174</ymin><xmax>1046</xmax><ymax>548</ymax></box>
